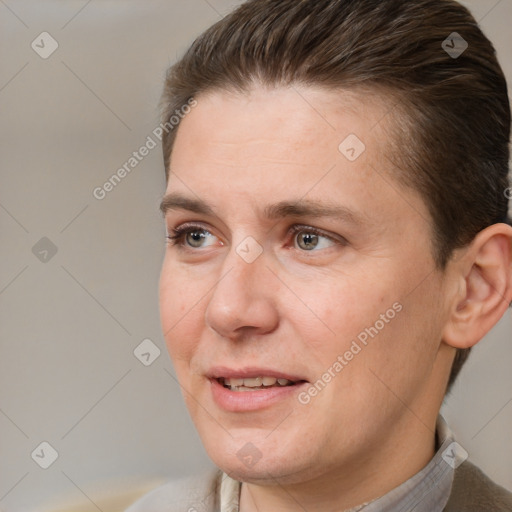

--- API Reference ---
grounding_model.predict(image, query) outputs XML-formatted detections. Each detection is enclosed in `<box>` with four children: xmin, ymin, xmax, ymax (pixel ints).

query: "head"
<box><xmin>158</xmin><ymin>0</ymin><xmax>512</xmax><ymax>488</ymax></box>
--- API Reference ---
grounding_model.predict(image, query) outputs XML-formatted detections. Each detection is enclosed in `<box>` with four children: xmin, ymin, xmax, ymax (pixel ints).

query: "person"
<box><xmin>126</xmin><ymin>0</ymin><xmax>512</xmax><ymax>510</ymax></box>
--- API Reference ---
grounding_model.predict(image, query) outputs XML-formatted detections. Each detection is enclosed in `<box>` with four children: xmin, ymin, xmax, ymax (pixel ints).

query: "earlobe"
<box><xmin>442</xmin><ymin>224</ymin><xmax>512</xmax><ymax>350</ymax></box>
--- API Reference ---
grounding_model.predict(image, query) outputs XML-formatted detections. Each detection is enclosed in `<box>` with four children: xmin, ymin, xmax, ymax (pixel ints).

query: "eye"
<box><xmin>289</xmin><ymin>225</ymin><xmax>341</xmax><ymax>251</ymax></box>
<box><xmin>166</xmin><ymin>223</ymin><xmax>219</xmax><ymax>249</ymax></box>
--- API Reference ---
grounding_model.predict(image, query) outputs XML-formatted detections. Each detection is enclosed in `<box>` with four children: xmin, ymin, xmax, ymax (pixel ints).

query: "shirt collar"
<box><xmin>219</xmin><ymin>415</ymin><xmax>459</xmax><ymax>512</ymax></box>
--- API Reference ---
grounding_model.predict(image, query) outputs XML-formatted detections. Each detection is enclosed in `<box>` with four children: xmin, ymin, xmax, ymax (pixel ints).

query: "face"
<box><xmin>159</xmin><ymin>85</ymin><xmax>452</xmax><ymax>485</ymax></box>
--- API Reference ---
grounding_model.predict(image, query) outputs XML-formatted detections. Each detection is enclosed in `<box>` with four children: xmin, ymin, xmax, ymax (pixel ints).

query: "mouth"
<box><xmin>218</xmin><ymin>376</ymin><xmax>301</xmax><ymax>392</ymax></box>
<box><xmin>207</xmin><ymin>367</ymin><xmax>309</xmax><ymax>411</ymax></box>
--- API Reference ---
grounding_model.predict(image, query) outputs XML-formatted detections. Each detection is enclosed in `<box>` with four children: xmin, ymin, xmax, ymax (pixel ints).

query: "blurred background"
<box><xmin>0</xmin><ymin>1</ymin><xmax>511</xmax><ymax>510</ymax></box>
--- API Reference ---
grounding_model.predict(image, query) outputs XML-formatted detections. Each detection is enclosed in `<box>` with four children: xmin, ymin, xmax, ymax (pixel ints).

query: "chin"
<box><xmin>200</xmin><ymin>432</ymin><xmax>317</xmax><ymax>485</ymax></box>
<box><xmin>215</xmin><ymin>457</ymin><xmax>304</xmax><ymax>485</ymax></box>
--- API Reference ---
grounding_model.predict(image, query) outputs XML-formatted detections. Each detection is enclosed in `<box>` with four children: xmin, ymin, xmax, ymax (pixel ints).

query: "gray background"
<box><xmin>0</xmin><ymin>1</ymin><xmax>511</xmax><ymax>510</ymax></box>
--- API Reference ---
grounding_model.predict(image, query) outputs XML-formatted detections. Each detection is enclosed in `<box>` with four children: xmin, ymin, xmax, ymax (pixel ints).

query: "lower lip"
<box><xmin>210</xmin><ymin>378</ymin><xmax>307</xmax><ymax>412</ymax></box>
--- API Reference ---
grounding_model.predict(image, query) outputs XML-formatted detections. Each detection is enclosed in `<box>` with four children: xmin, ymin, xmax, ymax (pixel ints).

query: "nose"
<box><xmin>204</xmin><ymin>245</ymin><xmax>279</xmax><ymax>340</ymax></box>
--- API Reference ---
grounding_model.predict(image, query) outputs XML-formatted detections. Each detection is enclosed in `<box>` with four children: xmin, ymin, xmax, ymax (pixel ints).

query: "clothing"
<box><xmin>125</xmin><ymin>417</ymin><xmax>512</xmax><ymax>512</ymax></box>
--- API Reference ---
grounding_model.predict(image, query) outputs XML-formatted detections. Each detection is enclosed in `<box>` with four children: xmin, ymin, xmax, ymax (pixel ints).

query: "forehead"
<box><xmin>176</xmin><ymin>85</ymin><xmax>386</xmax><ymax>149</ymax></box>
<box><xmin>165</xmin><ymin>84</ymin><xmax>429</xmax><ymax>230</ymax></box>
<box><xmin>169</xmin><ymin>85</ymin><xmax>390</xmax><ymax>179</ymax></box>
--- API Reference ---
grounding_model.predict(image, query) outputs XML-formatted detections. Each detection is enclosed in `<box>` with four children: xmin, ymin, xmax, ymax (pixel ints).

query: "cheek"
<box><xmin>294</xmin><ymin>274</ymin><xmax>390</xmax><ymax>355</ymax></box>
<box><xmin>299</xmin><ymin>268</ymin><xmax>435</xmax><ymax>400</ymax></box>
<box><xmin>159</xmin><ymin>262</ymin><xmax>204</xmax><ymax>364</ymax></box>
<box><xmin>340</xmin><ymin>279</ymin><xmax>444</xmax><ymax>398</ymax></box>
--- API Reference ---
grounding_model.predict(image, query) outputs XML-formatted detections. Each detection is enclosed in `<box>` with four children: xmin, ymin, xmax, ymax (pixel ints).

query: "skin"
<box><xmin>158</xmin><ymin>85</ymin><xmax>512</xmax><ymax>511</ymax></box>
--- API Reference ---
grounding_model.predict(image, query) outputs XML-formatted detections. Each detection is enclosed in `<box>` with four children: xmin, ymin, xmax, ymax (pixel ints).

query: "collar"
<box><xmin>219</xmin><ymin>415</ymin><xmax>462</xmax><ymax>512</ymax></box>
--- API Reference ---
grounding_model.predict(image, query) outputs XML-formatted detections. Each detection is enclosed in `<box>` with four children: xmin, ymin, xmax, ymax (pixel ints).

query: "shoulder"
<box><xmin>124</xmin><ymin>469</ymin><xmax>222</xmax><ymax>512</ymax></box>
<box><xmin>445</xmin><ymin>460</ymin><xmax>512</xmax><ymax>511</ymax></box>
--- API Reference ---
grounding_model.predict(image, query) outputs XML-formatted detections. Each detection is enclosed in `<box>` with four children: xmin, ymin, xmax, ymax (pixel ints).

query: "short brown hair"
<box><xmin>159</xmin><ymin>0</ymin><xmax>511</xmax><ymax>390</ymax></box>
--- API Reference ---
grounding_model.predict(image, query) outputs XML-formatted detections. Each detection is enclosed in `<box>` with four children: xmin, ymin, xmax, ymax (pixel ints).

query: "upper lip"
<box><xmin>207</xmin><ymin>366</ymin><xmax>308</xmax><ymax>383</ymax></box>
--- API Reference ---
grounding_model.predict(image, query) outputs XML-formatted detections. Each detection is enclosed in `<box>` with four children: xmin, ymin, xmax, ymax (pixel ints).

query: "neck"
<box><xmin>239</xmin><ymin>414</ymin><xmax>437</xmax><ymax>512</ymax></box>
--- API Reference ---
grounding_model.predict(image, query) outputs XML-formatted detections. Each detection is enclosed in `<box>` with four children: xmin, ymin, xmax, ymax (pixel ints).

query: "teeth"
<box><xmin>222</xmin><ymin>376</ymin><xmax>295</xmax><ymax>391</ymax></box>
<box><xmin>244</xmin><ymin>377</ymin><xmax>263</xmax><ymax>387</ymax></box>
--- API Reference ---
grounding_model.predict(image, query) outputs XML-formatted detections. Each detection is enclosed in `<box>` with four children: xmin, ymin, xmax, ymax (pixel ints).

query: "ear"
<box><xmin>442</xmin><ymin>223</ymin><xmax>512</xmax><ymax>349</ymax></box>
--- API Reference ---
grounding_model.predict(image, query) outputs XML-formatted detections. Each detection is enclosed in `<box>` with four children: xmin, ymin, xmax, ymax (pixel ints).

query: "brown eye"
<box><xmin>166</xmin><ymin>224</ymin><xmax>217</xmax><ymax>249</ymax></box>
<box><xmin>296</xmin><ymin>232</ymin><xmax>320</xmax><ymax>251</ymax></box>
<box><xmin>185</xmin><ymin>230</ymin><xmax>209</xmax><ymax>248</ymax></box>
<box><xmin>290</xmin><ymin>226</ymin><xmax>338</xmax><ymax>252</ymax></box>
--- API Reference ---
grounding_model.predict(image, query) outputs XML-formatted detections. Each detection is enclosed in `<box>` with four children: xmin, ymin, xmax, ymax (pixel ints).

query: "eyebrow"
<box><xmin>159</xmin><ymin>192</ymin><xmax>365</xmax><ymax>226</ymax></box>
